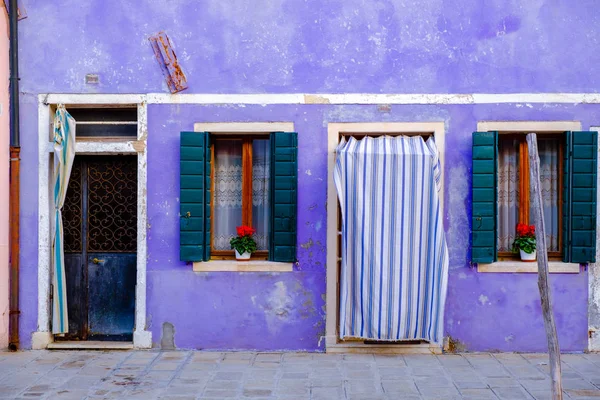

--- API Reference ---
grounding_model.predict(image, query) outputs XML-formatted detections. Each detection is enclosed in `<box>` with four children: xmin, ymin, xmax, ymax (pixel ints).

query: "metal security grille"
<box><xmin>87</xmin><ymin>157</ymin><xmax>138</xmax><ymax>253</ymax></box>
<box><xmin>63</xmin><ymin>159</ymin><xmax>83</xmax><ymax>253</ymax></box>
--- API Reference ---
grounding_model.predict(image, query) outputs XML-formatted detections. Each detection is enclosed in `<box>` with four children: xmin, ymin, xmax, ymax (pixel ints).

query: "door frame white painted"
<box><xmin>33</xmin><ymin>94</ymin><xmax>151</xmax><ymax>349</ymax></box>
<box><xmin>325</xmin><ymin>122</ymin><xmax>445</xmax><ymax>353</ymax></box>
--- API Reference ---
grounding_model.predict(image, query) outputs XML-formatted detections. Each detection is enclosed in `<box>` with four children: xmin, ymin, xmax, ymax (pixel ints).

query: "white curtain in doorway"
<box><xmin>334</xmin><ymin>135</ymin><xmax>449</xmax><ymax>343</ymax></box>
<box><xmin>52</xmin><ymin>105</ymin><xmax>76</xmax><ymax>334</ymax></box>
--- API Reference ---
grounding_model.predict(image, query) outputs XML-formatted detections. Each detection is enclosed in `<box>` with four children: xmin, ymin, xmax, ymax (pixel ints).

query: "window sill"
<box><xmin>477</xmin><ymin>261</ymin><xmax>581</xmax><ymax>274</ymax></box>
<box><xmin>192</xmin><ymin>260</ymin><xmax>294</xmax><ymax>272</ymax></box>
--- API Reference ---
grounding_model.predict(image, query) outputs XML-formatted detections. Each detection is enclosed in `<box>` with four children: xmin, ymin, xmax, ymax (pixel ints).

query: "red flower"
<box><xmin>236</xmin><ymin>225</ymin><xmax>256</xmax><ymax>237</ymax></box>
<box><xmin>516</xmin><ymin>223</ymin><xmax>535</xmax><ymax>238</ymax></box>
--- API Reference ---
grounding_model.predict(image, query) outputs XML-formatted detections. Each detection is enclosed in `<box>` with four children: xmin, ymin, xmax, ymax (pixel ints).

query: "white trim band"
<box><xmin>40</xmin><ymin>93</ymin><xmax>600</xmax><ymax>106</ymax></box>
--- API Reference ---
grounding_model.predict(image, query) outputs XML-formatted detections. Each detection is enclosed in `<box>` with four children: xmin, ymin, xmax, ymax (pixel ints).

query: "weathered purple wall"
<box><xmin>144</xmin><ymin>103</ymin><xmax>596</xmax><ymax>351</ymax></box>
<box><xmin>15</xmin><ymin>1</ymin><xmax>600</xmax><ymax>351</ymax></box>
<box><xmin>146</xmin><ymin>104</ymin><xmax>328</xmax><ymax>350</ymax></box>
<box><xmin>18</xmin><ymin>0</ymin><xmax>600</xmax><ymax>94</ymax></box>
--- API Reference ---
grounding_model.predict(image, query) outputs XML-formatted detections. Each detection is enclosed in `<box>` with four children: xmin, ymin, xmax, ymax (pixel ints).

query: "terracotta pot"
<box><xmin>235</xmin><ymin>250</ymin><xmax>251</xmax><ymax>261</ymax></box>
<box><xmin>520</xmin><ymin>249</ymin><xmax>537</xmax><ymax>262</ymax></box>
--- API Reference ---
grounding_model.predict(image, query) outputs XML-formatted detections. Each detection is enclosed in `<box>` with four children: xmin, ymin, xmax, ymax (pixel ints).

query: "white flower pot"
<box><xmin>235</xmin><ymin>250</ymin><xmax>251</xmax><ymax>261</ymax></box>
<box><xmin>520</xmin><ymin>249</ymin><xmax>537</xmax><ymax>262</ymax></box>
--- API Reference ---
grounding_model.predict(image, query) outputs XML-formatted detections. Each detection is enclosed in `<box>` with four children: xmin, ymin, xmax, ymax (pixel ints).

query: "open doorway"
<box><xmin>58</xmin><ymin>155</ymin><xmax>137</xmax><ymax>341</ymax></box>
<box><xmin>325</xmin><ymin>122</ymin><xmax>446</xmax><ymax>354</ymax></box>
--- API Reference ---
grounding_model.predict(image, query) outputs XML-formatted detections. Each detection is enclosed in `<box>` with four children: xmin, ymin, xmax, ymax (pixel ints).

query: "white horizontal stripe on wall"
<box><xmin>40</xmin><ymin>93</ymin><xmax>600</xmax><ymax>106</ymax></box>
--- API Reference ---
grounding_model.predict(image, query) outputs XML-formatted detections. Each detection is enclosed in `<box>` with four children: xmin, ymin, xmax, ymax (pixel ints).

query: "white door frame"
<box><xmin>325</xmin><ymin>122</ymin><xmax>445</xmax><ymax>353</ymax></box>
<box><xmin>32</xmin><ymin>94</ymin><xmax>151</xmax><ymax>349</ymax></box>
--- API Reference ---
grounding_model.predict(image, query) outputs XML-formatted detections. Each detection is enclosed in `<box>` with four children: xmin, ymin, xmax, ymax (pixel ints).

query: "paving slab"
<box><xmin>1</xmin><ymin>351</ymin><xmax>600</xmax><ymax>399</ymax></box>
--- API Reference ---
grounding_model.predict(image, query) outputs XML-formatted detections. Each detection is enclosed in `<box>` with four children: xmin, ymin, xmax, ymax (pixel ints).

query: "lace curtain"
<box><xmin>497</xmin><ymin>137</ymin><xmax>559</xmax><ymax>252</ymax></box>
<box><xmin>213</xmin><ymin>140</ymin><xmax>243</xmax><ymax>250</ymax></box>
<box><xmin>535</xmin><ymin>139</ymin><xmax>560</xmax><ymax>251</ymax></box>
<box><xmin>213</xmin><ymin>139</ymin><xmax>270</xmax><ymax>251</ymax></box>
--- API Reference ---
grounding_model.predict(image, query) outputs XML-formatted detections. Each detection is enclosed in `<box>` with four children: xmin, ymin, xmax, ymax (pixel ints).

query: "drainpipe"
<box><xmin>8</xmin><ymin>0</ymin><xmax>20</xmax><ymax>351</ymax></box>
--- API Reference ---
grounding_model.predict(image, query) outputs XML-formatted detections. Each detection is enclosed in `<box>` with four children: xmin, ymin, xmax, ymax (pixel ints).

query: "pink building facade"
<box><xmin>0</xmin><ymin>8</ymin><xmax>10</xmax><ymax>349</ymax></box>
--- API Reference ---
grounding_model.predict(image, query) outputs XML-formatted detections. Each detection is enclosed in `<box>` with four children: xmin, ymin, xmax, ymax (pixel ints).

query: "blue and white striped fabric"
<box><xmin>334</xmin><ymin>135</ymin><xmax>448</xmax><ymax>343</ymax></box>
<box><xmin>52</xmin><ymin>105</ymin><xmax>76</xmax><ymax>334</ymax></box>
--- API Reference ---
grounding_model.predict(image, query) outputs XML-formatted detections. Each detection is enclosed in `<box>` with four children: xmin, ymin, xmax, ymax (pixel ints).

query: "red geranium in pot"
<box><xmin>230</xmin><ymin>225</ymin><xmax>257</xmax><ymax>260</ymax></box>
<box><xmin>512</xmin><ymin>223</ymin><xmax>537</xmax><ymax>262</ymax></box>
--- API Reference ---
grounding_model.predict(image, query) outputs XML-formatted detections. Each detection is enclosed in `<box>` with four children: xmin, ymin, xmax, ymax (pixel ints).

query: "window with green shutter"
<box><xmin>563</xmin><ymin>131</ymin><xmax>598</xmax><ymax>263</ymax></box>
<box><xmin>180</xmin><ymin>131</ymin><xmax>211</xmax><ymax>262</ymax></box>
<box><xmin>269</xmin><ymin>132</ymin><xmax>298</xmax><ymax>262</ymax></box>
<box><xmin>471</xmin><ymin>131</ymin><xmax>498</xmax><ymax>263</ymax></box>
<box><xmin>471</xmin><ymin>129</ymin><xmax>597</xmax><ymax>264</ymax></box>
<box><xmin>180</xmin><ymin>131</ymin><xmax>298</xmax><ymax>263</ymax></box>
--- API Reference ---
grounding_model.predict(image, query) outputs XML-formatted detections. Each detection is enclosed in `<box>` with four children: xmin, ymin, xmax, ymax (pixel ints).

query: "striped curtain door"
<box><xmin>334</xmin><ymin>136</ymin><xmax>448</xmax><ymax>342</ymax></box>
<box><xmin>52</xmin><ymin>105</ymin><xmax>76</xmax><ymax>334</ymax></box>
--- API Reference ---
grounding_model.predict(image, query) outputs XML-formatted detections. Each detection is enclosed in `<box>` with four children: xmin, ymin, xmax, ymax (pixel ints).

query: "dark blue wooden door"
<box><xmin>87</xmin><ymin>254</ymin><xmax>136</xmax><ymax>340</ymax></box>
<box><xmin>61</xmin><ymin>156</ymin><xmax>137</xmax><ymax>341</ymax></box>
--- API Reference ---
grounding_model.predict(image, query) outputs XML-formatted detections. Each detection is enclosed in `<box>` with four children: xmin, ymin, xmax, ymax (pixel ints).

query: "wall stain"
<box><xmin>445</xmin><ymin>336</ymin><xmax>466</xmax><ymax>353</ymax></box>
<box><xmin>300</xmin><ymin>239</ymin><xmax>314</xmax><ymax>249</ymax></box>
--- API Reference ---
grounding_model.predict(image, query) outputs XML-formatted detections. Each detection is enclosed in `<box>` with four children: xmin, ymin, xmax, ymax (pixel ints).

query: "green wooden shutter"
<box><xmin>472</xmin><ymin>131</ymin><xmax>498</xmax><ymax>263</ymax></box>
<box><xmin>269</xmin><ymin>132</ymin><xmax>298</xmax><ymax>262</ymax></box>
<box><xmin>563</xmin><ymin>131</ymin><xmax>597</xmax><ymax>263</ymax></box>
<box><xmin>180</xmin><ymin>131</ymin><xmax>211</xmax><ymax>262</ymax></box>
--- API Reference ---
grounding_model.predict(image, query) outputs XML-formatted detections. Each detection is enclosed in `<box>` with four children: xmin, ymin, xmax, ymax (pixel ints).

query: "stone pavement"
<box><xmin>1</xmin><ymin>351</ymin><xmax>600</xmax><ymax>400</ymax></box>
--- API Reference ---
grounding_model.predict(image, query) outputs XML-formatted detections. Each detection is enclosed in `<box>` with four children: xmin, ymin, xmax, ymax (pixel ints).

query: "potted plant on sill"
<box><xmin>512</xmin><ymin>223</ymin><xmax>537</xmax><ymax>262</ymax></box>
<box><xmin>230</xmin><ymin>225</ymin><xmax>257</xmax><ymax>261</ymax></box>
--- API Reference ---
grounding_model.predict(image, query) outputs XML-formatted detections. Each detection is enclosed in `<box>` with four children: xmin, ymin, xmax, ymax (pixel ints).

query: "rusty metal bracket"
<box><xmin>148</xmin><ymin>31</ymin><xmax>188</xmax><ymax>94</ymax></box>
<box><xmin>3</xmin><ymin>0</ymin><xmax>26</xmax><ymax>20</ymax></box>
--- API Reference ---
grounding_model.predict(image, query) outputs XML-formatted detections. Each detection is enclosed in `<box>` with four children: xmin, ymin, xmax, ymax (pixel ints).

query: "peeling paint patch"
<box><xmin>263</xmin><ymin>282</ymin><xmax>293</xmax><ymax>334</ymax></box>
<box><xmin>505</xmin><ymin>334</ymin><xmax>514</xmax><ymax>343</ymax></box>
<box><xmin>447</xmin><ymin>164</ymin><xmax>470</xmax><ymax>268</ymax></box>
<box><xmin>478</xmin><ymin>294</ymin><xmax>489</xmax><ymax>305</ymax></box>
<box><xmin>304</xmin><ymin>94</ymin><xmax>331</xmax><ymax>104</ymax></box>
<box><xmin>300</xmin><ymin>239</ymin><xmax>314</xmax><ymax>249</ymax></box>
<box><xmin>131</xmin><ymin>140</ymin><xmax>146</xmax><ymax>152</ymax></box>
<box><xmin>315</xmin><ymin>219</ymin><xmax>322</xmax><ymax>232</ymax></box>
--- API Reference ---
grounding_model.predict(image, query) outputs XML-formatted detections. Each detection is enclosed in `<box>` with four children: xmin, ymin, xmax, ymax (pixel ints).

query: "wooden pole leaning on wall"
<box><xmin>526</xmin><ymin>133</ymin><xmax>563</xmax><ymax>399</ymax></box>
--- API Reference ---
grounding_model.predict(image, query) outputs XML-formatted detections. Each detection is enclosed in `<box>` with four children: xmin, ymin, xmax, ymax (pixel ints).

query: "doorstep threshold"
<box><xmin>48</xmin><ymin>341</ymin><xmax>133</xmax><ymax>350</ymax></box>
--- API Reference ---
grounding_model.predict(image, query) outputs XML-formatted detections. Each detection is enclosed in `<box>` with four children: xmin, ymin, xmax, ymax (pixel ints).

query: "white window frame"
<box><xmin>326</xmin><ymin>122</ymin><xmax>445</xmax><ymax>354</ymax></box>
<box><xmin>33</xmin><ymin>94</ymin><xmax>152</xmax><ymax>349</ymax></box>
<box><xmin>192</xmin><ymin>122</ymin><xmax>295</xmax><ymax>272</ymax></box>
<box><xmin>476</xmin><ymin>121</ymin><xmax>582</xmax><ymax>274</ymax></box>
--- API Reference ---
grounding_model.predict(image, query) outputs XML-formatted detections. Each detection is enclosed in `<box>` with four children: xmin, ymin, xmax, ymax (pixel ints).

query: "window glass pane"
<box><xmin>68</xmin><ymin>108</ymin><xmax>137</xmax><ymax>137</ymax></box>
<box><xmin>531</xmin><ymin>138</ymin><xmax>560</xmax><ymax>252</ymax></box>
<box><xmin>213</xmin><ymin>140</ymin><xmax>243</xmax><ymax>250</ymax></box>
<box><xmin>252</xmin><ymin>139</ymin><xmax>270</xmax><ymax>251</ymax></box>
<box><xmin>497</xmin><ymin>137</ymin><xmax>520</xmax><ymax>252</ymax></box>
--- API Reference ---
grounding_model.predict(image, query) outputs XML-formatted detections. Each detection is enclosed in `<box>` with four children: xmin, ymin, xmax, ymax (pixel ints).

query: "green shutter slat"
<box><xmin>269</xmin><ymin>132</ymin><xmax>298</xmax><ymax>263</ymax></box>
<box><xmin>471</xmin><ymin>131</ymin><xmax>498</xmax><ymax>263</ymax></box>
<box><xmin>180</xmin><ymin>131</ymin><xmax>211</xmax><ymax>262</ymax></box>
<box><xmin>564</xmin><ymin>131</ymin><xmax>597</xmax><ymax>263</ymax></box>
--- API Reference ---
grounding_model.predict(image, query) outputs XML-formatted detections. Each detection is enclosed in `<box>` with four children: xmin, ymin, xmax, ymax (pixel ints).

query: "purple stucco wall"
<box><xmin>18</xmin><ymin>1</ymin><xmax>600</xmax><ymax>94</ymax></box>
<box><xmin>14</xmin><ymin>1</ymin><xmax>600</xmax><ymax>351</ymax></box>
